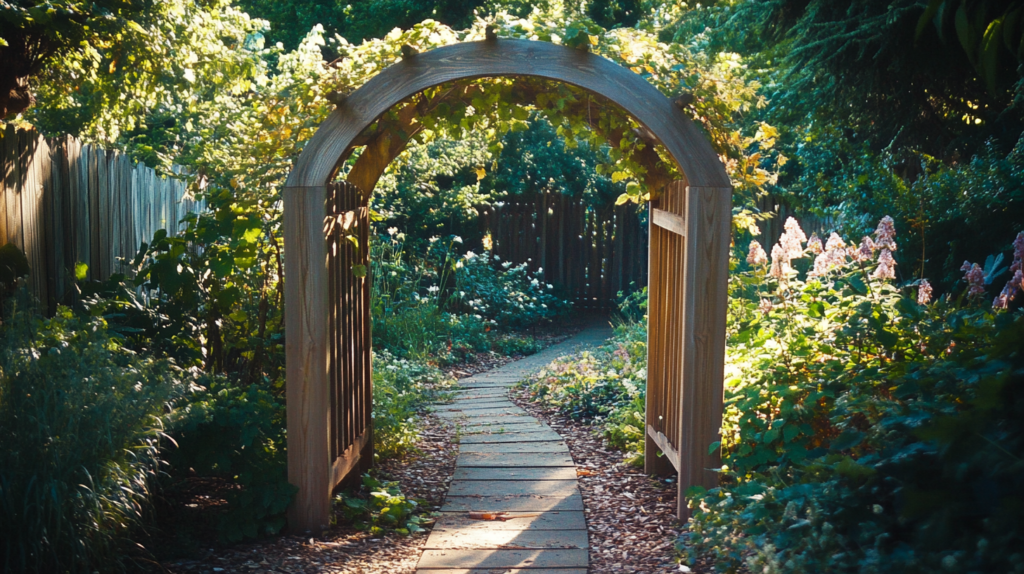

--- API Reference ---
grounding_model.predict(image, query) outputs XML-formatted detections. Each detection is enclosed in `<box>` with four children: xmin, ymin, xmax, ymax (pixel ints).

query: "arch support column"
<box><xmin>284</xmin><ymin>184</ymin><xmax>332</xmax><ymax>533</ymax></box>
<box><xmin>677</xmin><ymin>185</ymin><xmax>730</xmax><ymax>518</ymax></box>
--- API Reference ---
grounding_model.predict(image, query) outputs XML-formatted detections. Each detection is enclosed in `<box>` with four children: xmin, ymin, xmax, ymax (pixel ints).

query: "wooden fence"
<box><xmin>0</xmin><ymin>125</ymin><xmax>202</xmax><ymax>312</ymax></box>
<box><xmin>479</xmin><ymin>193</ymin><xmax>648</xmax><ymax>308</ymax></box>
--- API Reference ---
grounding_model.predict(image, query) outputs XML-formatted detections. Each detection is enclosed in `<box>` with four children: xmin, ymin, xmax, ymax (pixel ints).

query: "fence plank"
<box><xmin>0</xmin><ymin>128</ymin><xmax>199</xmax><ymax>308</ymax></box>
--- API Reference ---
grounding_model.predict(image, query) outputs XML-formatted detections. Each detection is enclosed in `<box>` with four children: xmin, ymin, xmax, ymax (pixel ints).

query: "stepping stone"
<box><xmin>449</xmin><ymin>387</ymin><xmax>508</xmax><ymax>396</ymax></box>
<box><xmin>453</xmin><ymin>467</ymin><xmax>578</xmax><ymax>481</ymax></box>
<box><xmin>423</xmin><ymin>527</ymin><xmax>589</xmax><ymax>550</ymax></box>
<box><xmin>434</xmin><ymin>510</ymin><xmax>587</xmax><ymax>530</ymax></box>
<box><xmin>458</xmin><ymin>430</ymin><xmax>564</xmax><ymax>444</ymax></box>
<box><xmin>417</xmin><ymin>548</ymin><xmax>588</xmax><ymax>570</ymax></box>
<box><xmin>457</xmin><ymin>441</ymin><xmax>568</xmax><ymax>453</ymax></box>
<box><xmin>441</xmin><ymin>492</ymin><xmax>583</xmax><ymax>512</ymax></box>
<box><xmin>457</xmin><ymin>423</ymin><xmax>552</xmax><ymax>435</ymax></box>
<box><xmin>435</xmin><ymin>399</ymin><xmax>515</xmax><ymax>409</ymax></box>
<box><xmin>435</xmin><ymin>406</ymin><xmax>527</xmax><ymax>418</ymax></box>
<box><xmin>457</xmin><ymin>453</ymin><xmax>575</xmax><ymax>467</ymax></box>
<box><xmin>448</xmin><ymin>480</ymin><xmax>578</xmax><ymax>497</ymax></box>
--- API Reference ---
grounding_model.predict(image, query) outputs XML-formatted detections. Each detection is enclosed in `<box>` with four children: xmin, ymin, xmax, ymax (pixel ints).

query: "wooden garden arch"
<box><xmin>283</xmin><ymin>38</ymin><xmax>731</xmax><ymax>532</ymax></box>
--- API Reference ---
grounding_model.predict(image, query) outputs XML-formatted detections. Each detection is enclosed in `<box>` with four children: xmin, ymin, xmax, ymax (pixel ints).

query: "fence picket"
<box><xmin>0</xmin><ymin>127</ymin><xmax>203</xmax><ymax>309</ymax></box>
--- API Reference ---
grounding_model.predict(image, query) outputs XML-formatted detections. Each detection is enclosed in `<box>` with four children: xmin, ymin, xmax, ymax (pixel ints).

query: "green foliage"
<box><xmin>680</xmin><ymin>220</ymin><xmax>1024</xmax><ymax>573</ymax></box>
<box><xmin>372</xmin><ymin>350</ymin><xmax>455</xmax><ymax>458</ymax></box>
<box><xmin>480</xmin><ymin>117</ymin><xmax>627</xmax><ymax>205</ymax></box>
<box><xmin>0</xmin><ymin>304</ymin><xmax>184</xmax><ymax>573</ymax></box>
<box><xmin>603</xmin><ymin>392</ymin><xmax>646</xmax><ymax>467</ymax></box>
<box><xmin>335</xmin><ymin>473</ymin><xmax>429</xmax><ymax>536</ymax></box>
<box><xmin>165</xmin><ymin>380</ymin><xmax>295</xmax><ymax>542</ymax></box>
<box><xmin>236</xmin><ymin>0</ymin><xmax>485</xmax><ymax>51</ymax></box>
<box><xmin>527</xmin><ymin>312</ymin><xmax>646</xmax><ymax>422</ymax></box>
<box><xmin>373</xmin><ymin>132</ymin><xmax>495</xmax><ymax>247</ymax></box>
<box><xmin>371</xmin><ymin>231</ymin><xmax>565</xmax><ymax>362</ymax></box>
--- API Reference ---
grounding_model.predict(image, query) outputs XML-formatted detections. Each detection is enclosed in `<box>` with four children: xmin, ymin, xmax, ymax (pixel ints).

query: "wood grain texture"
<box><xmin>285</xmin><ymin>39</ymin><xmax>729</xmax><ymax>190</ymax></box>
<box><xmin>651</xmin><ymin>207</ymin><xmax>685</xmax><ymax>236</ymax></box>
<box><xmin>677</xmin><ymin>184</ymin><xmax>731</xmax><ymax>518</ymax></box>
<box><xmin>284</xmin><ymin>185</ymin><xmax>332</xmax><ymax>533</ymax></box>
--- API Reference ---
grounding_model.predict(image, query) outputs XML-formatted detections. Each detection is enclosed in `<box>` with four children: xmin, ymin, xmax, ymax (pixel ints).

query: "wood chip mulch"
<box><xmin>509</xmin><ymin>385</ymin><xmax>706</xmax><ymax>574</ymax></box>
<box><xmin>160</xmin><ymin>412</ymin><xmax>458</xmax><ymax>574</ymax></box>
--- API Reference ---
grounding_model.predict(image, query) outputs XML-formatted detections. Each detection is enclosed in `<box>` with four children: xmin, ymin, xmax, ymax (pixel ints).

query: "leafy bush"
<box><xmin>0</xmin><ymin>304</ymin><xmax>184</xmax><ymax>573</ymax></box>
<box><xmin>455</xmin><ymin>249</ymin><xmax>569</xmax><ymax>329</ymax></box>
<box><xmin>679</xmin><ymin>218</ymin><xmax>1024</xmax><ymax>573</ymax></box>
<box><xmin>371</xmin><ymin>232</ymin><xmax>565</xmax><ymax>363</ymax></box>
<box><xmin>372</xmin><ymin>350</ymin><xmax>455</xmax><ymax>458</ymax></box>
<box><xmin>335</xmin><ymin>473</ymin><xmax>429</xmax><ymax>536</ymax></box>
<box><xmin>525</xmin><ymin>310</ymin><xmax>645</xmax><ymax>435</ymax></box>
<box><xmin>164</xmin><ymin>380</ymin><xmax>295</xmax><ymax>543</ymax></box>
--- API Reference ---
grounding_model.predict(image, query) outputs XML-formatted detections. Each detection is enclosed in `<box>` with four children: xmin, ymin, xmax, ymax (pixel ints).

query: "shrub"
<box><xmin>372</xmin><ymin>350</ymin><xmax>455</xmax><ymax>458</ymax></box>
<box><xmin>680</xmin><ymin>218</ymin><xmax>1024</xmax><ymax>573</ymax></box>
<box><xmin>0</xmin><ymin>304</ymin><xmax>184</xmax><ymax>573</ymax></box>
<box><xmin>164</xmin><ymin>379</ymin><xmax>295</xmax><ymax>543</ymax></box>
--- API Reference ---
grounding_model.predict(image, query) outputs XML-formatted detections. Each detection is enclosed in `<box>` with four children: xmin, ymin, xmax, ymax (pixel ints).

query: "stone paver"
<box><xmin>416</xmin><ymin>319</ymin><xmax>612</xmax><ymax>574</ymax></box>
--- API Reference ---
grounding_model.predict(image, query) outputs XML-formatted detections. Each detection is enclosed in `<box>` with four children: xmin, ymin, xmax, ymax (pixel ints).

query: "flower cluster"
<box><xmin>768</xmin><ymin>218</ymin><xmax>807</xmax><ymax>278</ymax></box>
<box><xmin>809</xmin><ymin>233</ymin><xmax>847</xmax><ymax>278</ymax></box>
<box><xmin>994</xmin><ymin>231</ymin><xmax>1024</xmax><ymax>309</ymax></box>
<box><xmin>960</xmin><ymin>261</ymin><xmax>987</xmax><ymax>298</ymax></box>
<box><xmin>917</xmin><ymin>279</ymin><xmax>933</xmax><ymax>305</ymax></box>
<box><xmin>746</xmin><ymin>240</ymin><xmax>768</xmax><ymax>266</ymax></box>
<box><xmin>755</xmin><ymin>216</ymin><xmax>902</xmax><ymax>284</ymax></box>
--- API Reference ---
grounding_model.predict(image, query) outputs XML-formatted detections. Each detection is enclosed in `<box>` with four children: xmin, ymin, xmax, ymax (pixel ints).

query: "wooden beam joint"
<box><xmin>651</xmin><ymin>208</ymin><xmax>685</xmax><ymax>236</ymax></box>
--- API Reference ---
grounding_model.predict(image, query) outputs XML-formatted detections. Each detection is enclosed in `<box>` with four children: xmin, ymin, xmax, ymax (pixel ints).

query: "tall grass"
<box><xmin>0</xmin><ymin>302</ymin><xmax>184</xmax><ymax>573</ymax></box>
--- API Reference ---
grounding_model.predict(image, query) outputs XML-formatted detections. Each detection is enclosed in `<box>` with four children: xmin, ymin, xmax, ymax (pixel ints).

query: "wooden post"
<box><xmin>676</xmin><ymin>185</ymin><xmax>731</xmax><ymax>518</ymax></box>
<box><xmin>284</xmin><ymin>185</ymin><xmax>332</xmax><ymax>534</ymax></box>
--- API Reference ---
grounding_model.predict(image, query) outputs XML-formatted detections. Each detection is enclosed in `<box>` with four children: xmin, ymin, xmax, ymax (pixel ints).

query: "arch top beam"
<box><xmin>285</xmin><ymin>38</ymin><xmax>731</xmax><ymax>190</ymax></box>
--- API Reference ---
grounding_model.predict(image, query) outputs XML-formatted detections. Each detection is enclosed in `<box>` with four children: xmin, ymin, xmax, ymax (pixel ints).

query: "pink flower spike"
<box><xmin>1010</xmin><ymin>231</ymin><xmax>1024</xmax><ymax>274</ymax></box>
<box><xmin>918</xmin><ymin>279</ymin><xmax>933</xmax><ymax>305</ymax></box>
<box><xmin>872</xmin><ymin>248</ymin><xmax>896</xmax><ymax>280</ymax></box>
<box><xmin>807</xmin><ymin>234</ymin><xmax>824</xmax><ymax>255</ymax></box>
<box><xmin>875</xmin><ymin>215</ymin><xmax>897</xmax><ymax>251</ymax></box>
<box><xmin>963</xmin><ymin>262</ymin><xmax>986</xmax><ymax>298</ymax></box>
<box><xmin>747</xmin><ymin>240</ymin><xmax>768</xmax><ymax>266</ymax></box>
<box><xmin>854</xmin><ymin>236</ymin><xmax>875</xmax><ymax>262</ymax></box>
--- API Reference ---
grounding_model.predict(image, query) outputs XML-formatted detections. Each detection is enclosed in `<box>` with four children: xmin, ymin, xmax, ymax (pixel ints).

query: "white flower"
<box><xmin>452</xmin><ymin>236</ymin><xmax>463</xmax><ymax>244</ymax></box>
<box><xmin>547</xmin><ymin>284</ymin><xmax>553</xmax><ymax>289</ymax></box>
<box><xmin>387</xmin><ymin>227</ymin><xmax>398</xmax><ymax>236</ymax></box>
<box><xmin>537</xmin><ymin>267</ymin><xmax>544</xmax><ymax>274</ymax></box>
<box><xmin>530</xmin><ymin>278</ymin><xmax>540</xmax><ymax>287</ymax></box>
<box><xmin>459</xmin><ymin>291</ymin><xmax>466</xmax><ymax>298</ymax></box>
<box><xmin>428</xmin><ymin>236</ymin><xmax>439</xmax><ymax>243</ymax></box>
<box><xmin>502</xmin><ymin>261</ymin><xmax>512</xmax><ymax>269</ymax></box>
<box><xmin>464</xmin><ymin>251</ymin><xmax>477</xmax><ymax>260</ymax></box>
<box><xmin>746</xmin><ymin>240</ymin><xmax>768</xmax><ymax>266</ymax></box>
<box><xmin>427</xmin><ymin>285</ymin><xmax>440</xmax><ymax>293</ymax></box>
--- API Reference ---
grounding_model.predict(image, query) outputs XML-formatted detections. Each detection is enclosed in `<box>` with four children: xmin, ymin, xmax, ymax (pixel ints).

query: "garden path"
<box><xmin>415</xmin><ymin>319</ymin><xmax>614</xmax><ymax>573</ymax></box>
